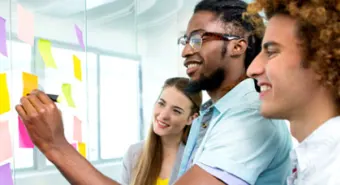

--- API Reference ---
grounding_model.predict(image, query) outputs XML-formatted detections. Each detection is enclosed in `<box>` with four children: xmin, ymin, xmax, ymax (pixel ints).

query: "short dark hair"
<box><xmin>194</xmin><ymin>0</ymin><xmax>264</xmax><ymax>70</ymax></box>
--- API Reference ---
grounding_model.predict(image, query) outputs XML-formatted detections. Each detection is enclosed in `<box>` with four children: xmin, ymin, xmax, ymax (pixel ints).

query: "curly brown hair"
<box><xmin>247</xmin><ymin>0</ymin><xmax>340</xmax><ymax>103</ymax></box>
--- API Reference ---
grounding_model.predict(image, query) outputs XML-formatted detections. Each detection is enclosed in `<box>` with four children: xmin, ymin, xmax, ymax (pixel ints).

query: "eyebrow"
<box><xmin>185</xmin><ymin>29</ymin><xmax>205</xmax><ymax>37</ymax></box>
<box><xmin>263</xmin><ymin>41</ymin><xmax>281</xmax><ymax>50</ymax></box>
<box><xmin>159</xmin><ymin>98</ymin><xmax>185</xmax><ymax>112</ymax></box>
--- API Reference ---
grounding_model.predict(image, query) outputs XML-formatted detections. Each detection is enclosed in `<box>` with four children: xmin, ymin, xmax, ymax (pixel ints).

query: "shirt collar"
<box><xmin>202</xmin><ymin>78</ymin><xmax>257</xmax><ymax>113</ymax></box>
<box><xmin>293</xmin><ymin>116</ymin><xmax>340</xmax><ymax>171</ymax></box>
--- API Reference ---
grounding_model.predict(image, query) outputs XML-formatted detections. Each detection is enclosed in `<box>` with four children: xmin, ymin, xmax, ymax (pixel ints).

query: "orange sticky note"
<box><xmin>38</xmin><ymin>39</ymin><xmax>57</xmax><ymax>68</ymax></box>
<box><xmin>73</xmin><ymin>55</ymin><xmax>82</xmax><ymax>81</ymax></box>
<box><xmin>73</xmin><ymin>116</ymin><xmax>82</xmax><ymax>142</ymax></box>
<box><xmin>22</xmin><ymin>72</ymin><xmax>38</xmax><ymax>96</ymax></box>
<box><xmin>78</xmin><ymin>142</ymin><xmax>86</xmax><ymax>158</ymax></box>
<box><xmin>17</xmin><ymin>4</ymin><xmax>34</xmax><ymax>46</ymax></box>
<box><xmin>0</xmin><ymin>120</ymin><xmax>13</xmax><ymax>162</ymax></box>
<box><xmin>0</xmin><ymin>73</ymin><xmax>10</xmax><ymax>114</ymax></box>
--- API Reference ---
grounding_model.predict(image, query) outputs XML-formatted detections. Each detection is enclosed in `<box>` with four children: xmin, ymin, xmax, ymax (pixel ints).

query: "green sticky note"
<box><xmin>38</xmin><ymin>39</ymin><xmax>57</xmax><ymax>68</ymax></box>
<box><xmin>61</xmin><ymin>83</ymin><xmax>76</xmax><ymax>108</ymax></box>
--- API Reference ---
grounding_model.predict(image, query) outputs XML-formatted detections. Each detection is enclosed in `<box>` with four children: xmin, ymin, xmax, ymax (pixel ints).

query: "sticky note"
<box><xmin>56</xmin><ymin>94</ymin><xmax>64</xmax><ymax>103</ymax></box>
<box><xmin>75</xmin><ymin>25</ymin><xmax>85</xmax><ymax>50</ymax></box>
<box><xmin>0</xmin><ymin>17</ymin><xmax>8</xmax><ymax>57</ymax></box>
<box><xmin>73</xmin><ymin>116</ymin><xmax>82</xmax><ymax>142</ymax></box>
<box><xmin>0</xmin><ymin>73</ymin><xmax>10</xmax><ymax>115</ymax></box>
<box><xmin>38</xmin><ymin>39</ymin><xmax>57</xmax><ymax>68</ymax></box>
<box><xmin>61</xmin><ymin>83</ymin><xmax>76</xmax><ymax>108</ymax></box>
<box><xmin>17</xmin><ymin>4</ymin><xmax>34</xmax><ymax>46</ymax></box>
<box><xmin>73</xmin><ymin>55</ymin><xmax>82</xmax><ymax>81</ymax></box>
<box><xmin>22</xmin><ymin>72</ymin><xmax>38</xmax><ymax>96</ymax></box>
<box><xmin>0</xmin><ymin>163</ymin><xmax>14</xmax><ymax>185</ymax></box>
<box><xmin>78</xmin><ymin>142</ymin><xmax>86</xmax><ymax>158</ymax></box>
<box><xmin>18</xmin><ymin>116</ymin><xmax>34</xmax><ymax>148</ymax></box>
<box><xmin>0</xmin><ymin>121</ymin><xmax>12</xmax><ymax>162</ymax></box>
<box><xmin>71</xmin><ymin>143</ymin><xmax>77</xmax><ymax>150</ymax></box>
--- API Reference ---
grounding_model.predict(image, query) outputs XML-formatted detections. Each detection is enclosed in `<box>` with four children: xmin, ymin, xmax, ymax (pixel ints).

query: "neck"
<box><xmin>160</xmin><ymin>133</ymin><xmax>182</xmax><ymax>153</ymax></box>
<box><xmin>289</xmin><ymin>89</ymin><xmax>339</xmax><ymax>143</ymax></box>
<box><xmin>207</xmin><ymin>73</ymin><xmax>247</xmax><ymax>103</ymax></box>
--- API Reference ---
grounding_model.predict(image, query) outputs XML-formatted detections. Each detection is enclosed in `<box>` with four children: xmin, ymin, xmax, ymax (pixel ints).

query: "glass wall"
<box><xmin>0</xmin><ymin>0</ymin><xmax>142</xmax><ymax>184</ymax></box>
<box><xmin>0</xmin><ymin>0</ymin><xmax>226</xmax><ymax>184</ymax></box>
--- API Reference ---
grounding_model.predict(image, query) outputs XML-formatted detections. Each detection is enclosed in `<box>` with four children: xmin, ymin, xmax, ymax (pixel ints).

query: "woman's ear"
<box><xmin>187</xmin><ymin>112</ymin><xmax>199</xmax><ymax>125</ymax></box>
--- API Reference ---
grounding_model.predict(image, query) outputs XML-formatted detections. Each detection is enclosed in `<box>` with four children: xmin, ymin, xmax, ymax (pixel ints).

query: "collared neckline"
<box><xmin>293</xmin><ymin>116</ymin><xmax>340</xmax><ymax>172</ymax></box>
<box><xmin>201</xmin><ymin>78</ymin><xmax>257</xmax><ymax>113</ymax></box>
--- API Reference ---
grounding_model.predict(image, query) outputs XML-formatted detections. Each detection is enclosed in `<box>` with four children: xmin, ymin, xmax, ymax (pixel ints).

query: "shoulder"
<box><xmin>123</xmin><ymin>140</ymin><xmax>145</xmax><ymax>169</ymax></box>
<box><xmin>208</xmin><ymin>107</ymin><xmax>292</xmax><ymax>159</ymax></box>
<box><xmin>124</xmin><ymin>141</ymin><xmax>144</xmax><ymax>160</ymax></box>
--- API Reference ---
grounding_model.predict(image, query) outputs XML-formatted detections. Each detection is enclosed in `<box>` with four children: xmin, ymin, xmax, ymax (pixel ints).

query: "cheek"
<box><xmin>266</xmin><ymin>56</ymin><xmax>304</xmax><ymax>98</ymax></box>
<box><xmin>170</xmin><ymin>117</ymin><xmax>188</xmax><ymax>129</ymax></box>
<box><xmin>200</xmin><ymin>46</ymin><xmax>222</xmax><ymax>70</ymax></box>
<box><xmin>266</xmin><ymin>54</ymin><xmax>296</xmax><ymax>85</ymax></box>
<box><xmin>153</xmin><ymin>106</ymin><xmax>161</xmax><ymax>117</ymax></box>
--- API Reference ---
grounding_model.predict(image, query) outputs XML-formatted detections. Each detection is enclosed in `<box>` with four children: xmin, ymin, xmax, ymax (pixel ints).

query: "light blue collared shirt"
<box><xmin>177</xmin><ymin>79</ymin><xmax>292</xmax><ymax>185</ymax></box>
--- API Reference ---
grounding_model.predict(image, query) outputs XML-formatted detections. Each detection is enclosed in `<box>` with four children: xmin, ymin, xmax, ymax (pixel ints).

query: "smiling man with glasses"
<box><xmin>173</xmin><ymin>0</ymin><xmax>293</xmax><ymax>185</ymax></box>
<box><xmin>12</xmin><ymin>0</ymin><xmax>292</xmax><ymax>185</ymax></box>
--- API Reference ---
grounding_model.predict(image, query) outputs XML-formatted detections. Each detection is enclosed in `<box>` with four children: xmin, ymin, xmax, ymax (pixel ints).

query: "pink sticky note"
<box><xmin>17</xmin><ymin>4</ymin><xmax>34</xmax><ymax>46</ymax></box>
<box><xmin>0</xmin><ymin>120</ymin><xmax>12</xmax><ymax>162</ymax></box>
<box><xmin>74</xmin><ymin>25</ymin><xmax>84</xmax><ymax>50</ymax></box>
<box><xmin>0</xmin><ymin>163</ymin><xmax>14</xmax><ymax>185</ymax></box>
<box><xmin>18</xmin><ymin>117</ymin><xmax>34</xmax><ymax>148</ymax></box>
<box><xmin>73</xmin><ymin>116</ymin><xmax>82</xmax><ymax>142</ymax></box>
<box><xmin>0</xmin><ymin>16</ymin><xmax>8</xmax><ymax>57</ymax></box>
<box><xmin>71</xmin><ymin>143</ymin><xmax>77</xmax><ymax>150</ymax></box>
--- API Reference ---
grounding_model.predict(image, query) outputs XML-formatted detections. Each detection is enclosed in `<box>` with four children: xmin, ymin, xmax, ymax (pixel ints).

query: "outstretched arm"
<box><xmin>16</xmin><ymin>90</ymin><xmax>120</xmax><ymax>185</ymax></box>
<box><xmin>45</xmin><ymin>143</ymin><xmax>120</xmax><ymax>185</ymax></box>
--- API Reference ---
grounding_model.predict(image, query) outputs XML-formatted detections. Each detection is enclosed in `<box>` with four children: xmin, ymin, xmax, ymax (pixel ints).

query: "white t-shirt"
<box><xmin>288</xmin><ymin>116</ymin><xmax>340</xmax><ymax>185</ymax></box>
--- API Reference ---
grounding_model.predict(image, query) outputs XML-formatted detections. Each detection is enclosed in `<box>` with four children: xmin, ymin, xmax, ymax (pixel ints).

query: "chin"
<box><xmin>260</xmin><ymin>104</ymin><xmax>285</xmax><ymax>119</ymax></box>
<box><xmin>152</xmin><ymin>126</ymin><xmax>166</xmax><ymax>136</ymax></box>
<box><xmin>189</xmin><ymin>72</ymin><xmax>202</xmax><ymax>81</ymax></box>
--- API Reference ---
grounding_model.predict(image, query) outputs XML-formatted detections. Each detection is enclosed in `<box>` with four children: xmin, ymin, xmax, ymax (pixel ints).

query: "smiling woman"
<box><xmin>121</xmin><ymin>77</ymin><xmax>202</xmax><ymax>185</ymax></box>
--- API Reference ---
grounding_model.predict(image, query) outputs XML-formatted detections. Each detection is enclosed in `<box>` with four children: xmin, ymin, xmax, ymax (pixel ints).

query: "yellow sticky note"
<box><xmin>61</xmin><ymin>83</ymin><xmax>76</xmax><ymax>108</ymax></box>
<box><xmin>78</xmin><ymin>142</ymin><xmax>86</xmax><ymax>158</ymax></box>
<box><xmin>38</xmin><ymin>39</ymin><xmax>57</xmax><ymax>68</ymax></box>
<box><xmin>0</xmin><ymin>73</ymin><xmax>10</xmax><ymax>114</ymax></box>
<box><xmin>73</xmin><ymin>55</ymin><xmax>82</xmax><ymax>81</ymax></box>
<box><xmin>22</xmin><ymin>72</ymin><xmax>38</xmax><ymax>96</ymax></box>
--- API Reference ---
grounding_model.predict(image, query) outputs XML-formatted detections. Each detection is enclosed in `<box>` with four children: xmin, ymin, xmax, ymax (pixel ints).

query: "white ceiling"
<box><xmin>13</xmin><ymin>0</ymin><xmax>259</xmax><ymax>32</ymax></box>
<box><xmin>14</xmin><ymin>0</ymin><xmax>196</xmax><ymax>31</ymax></box>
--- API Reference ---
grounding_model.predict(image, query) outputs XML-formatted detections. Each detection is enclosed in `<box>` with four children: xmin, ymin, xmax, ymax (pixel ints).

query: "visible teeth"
<box><xmin>260</xmin><ymin>85</ymin><xmax>271</xmax><ymax>92</ymax></box>
<box><xmin>188</xmin><ymin>64</ymin><xmax>199</xmax><ymax>69</ymax></box>
<box><xmin>158</xmin><ymin>121</ymin><xmax>168</xmax><ymax>126</ymax></box>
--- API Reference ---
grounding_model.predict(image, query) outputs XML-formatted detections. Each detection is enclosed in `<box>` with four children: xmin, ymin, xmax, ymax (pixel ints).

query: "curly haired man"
<box><xmin>247</xmin><ymin>0</ymin><xmax>340</xmax><ymax>184</ymax></box>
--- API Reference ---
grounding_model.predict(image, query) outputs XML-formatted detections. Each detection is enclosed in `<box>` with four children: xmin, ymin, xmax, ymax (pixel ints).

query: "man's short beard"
<box><xmin>185</xmin><ymin>68</ymin><xmax>225</xmax><ymax>93</ymax></box>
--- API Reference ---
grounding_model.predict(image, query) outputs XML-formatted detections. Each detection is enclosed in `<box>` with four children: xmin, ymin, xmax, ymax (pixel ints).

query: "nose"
<box><xmin>247</xmin><ymin>53</ymin><xmax>265</xmax><ymax>79</ymax></box>
<box><xmin>181</xmin><ymin>42</ymin><xmax>195</xmax><ymax>58</ymax></box>
<box><xmin>157</xmin><ymin>108</ymin><xmax>171</xmax><ymax>121</ymax></box>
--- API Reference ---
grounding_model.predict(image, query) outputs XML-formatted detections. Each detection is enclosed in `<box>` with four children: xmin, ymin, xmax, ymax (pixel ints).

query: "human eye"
<box><xmin>190</xmin><ymin>36</ymin><xmax>202</xmax><ymax>50</ymax></box>
<box><xmin>157</xmin><ymin>100</ymin><xmax>165</xmax><ymax>106</ymax></box>
<box><xmin>265</xmin><ymin>47</ymin><xmax>279</xmax><ymax>58</ymax></box>
<box><xmin>173</xmin><ymin>109</ymin><xmax>182</xmax><ymax>115</ymax></box>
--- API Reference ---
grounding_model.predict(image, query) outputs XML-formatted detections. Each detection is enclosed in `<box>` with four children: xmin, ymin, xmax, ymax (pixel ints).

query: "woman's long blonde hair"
<box><xmin>130</xmin><ymin>77</ymin><xmax>202</xmax><ymax>185</ymax></box>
